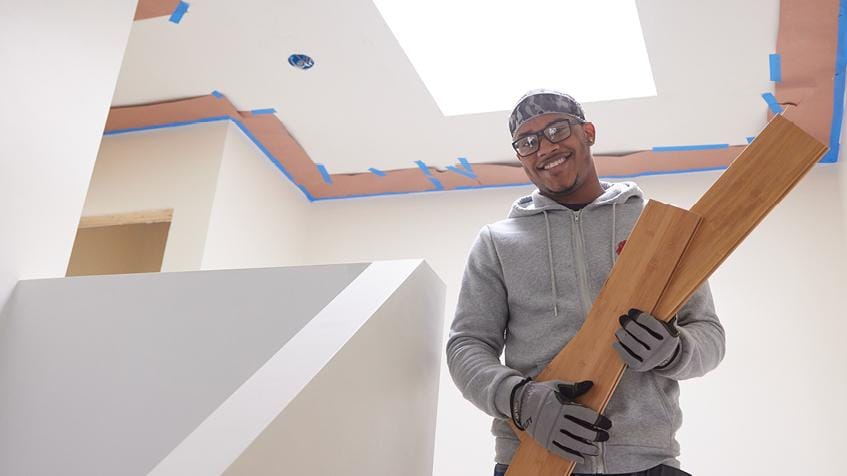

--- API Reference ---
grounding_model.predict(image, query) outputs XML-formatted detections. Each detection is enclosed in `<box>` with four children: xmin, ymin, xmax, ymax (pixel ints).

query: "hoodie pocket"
<box><xmin>603</xmin><ymin>370</ymin><xmax>675</xmax><ymax>449</ymax></box>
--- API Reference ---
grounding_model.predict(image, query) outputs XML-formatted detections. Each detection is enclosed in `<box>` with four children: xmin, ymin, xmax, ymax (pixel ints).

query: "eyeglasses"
<box><xmin>512</xmin><ymin>117</ymin><xmax>586</xmax><ymax>157</ymax></box>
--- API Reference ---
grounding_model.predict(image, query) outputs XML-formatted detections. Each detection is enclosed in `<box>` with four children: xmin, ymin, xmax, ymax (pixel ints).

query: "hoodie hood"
<box><xmin>507</xmin><ymin>181</ymin><xmax>643</xmax><ymax>218</ymax></box>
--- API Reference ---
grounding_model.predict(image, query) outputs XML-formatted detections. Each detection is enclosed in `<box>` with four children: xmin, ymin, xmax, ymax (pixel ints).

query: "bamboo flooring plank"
<box><xmin>507</xmin><ymin>201</ymin><xmax>701</xmax><ymax>474</ymax></box>
<box><xmin>653</xmin><ymin>115</ymin><xmax>829</xmax><ymax>319</ymax></box>
<box><xmin>506</xmin><ymin>115</ymin><xmax>828</xmax><ymax>476</ymax></box>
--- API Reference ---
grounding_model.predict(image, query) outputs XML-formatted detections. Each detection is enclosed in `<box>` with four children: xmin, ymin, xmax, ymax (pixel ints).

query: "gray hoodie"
<box><xmin>446</xmin><ymin>181</ymin><xmax>725</xmax><ymax>473</ymax></box>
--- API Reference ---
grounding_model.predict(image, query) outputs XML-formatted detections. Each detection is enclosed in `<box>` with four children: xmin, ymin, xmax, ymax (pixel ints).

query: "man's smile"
<box><xmin>538</xmin><ymin>152</ymin><xmax>573</xmax><ymax>171</ymax></box>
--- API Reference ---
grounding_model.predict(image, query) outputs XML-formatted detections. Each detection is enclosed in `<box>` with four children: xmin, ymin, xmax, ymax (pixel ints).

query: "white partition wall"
<box><xmin>0</xmin><ymin>0</ymin><xmax>137</xmax><ymax>309</ymax></box>
<box><xmin>0</xmin><ymin>260</ymin><xmax>445</xmax><ymax>476</ymax></box>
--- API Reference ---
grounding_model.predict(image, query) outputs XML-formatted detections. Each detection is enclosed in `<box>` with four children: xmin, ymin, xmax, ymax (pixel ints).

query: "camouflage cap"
<box><xmin>508</xmin><ymin>89</ymin><xmax>586</xmax><ymax>136</ymax></box>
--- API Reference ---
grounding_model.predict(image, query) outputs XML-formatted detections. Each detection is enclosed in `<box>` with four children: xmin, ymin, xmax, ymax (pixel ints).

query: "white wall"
<box><xmin>201</xmin><ymin>123</ymin><xmax>311</xmax><ymax>269</ymax></box>
<box><xmin>0</xmin><ymin>0</ymin><xmax>137</xmax><ymax>309</ymax></box>
<box><xmin>92</xmin><ymin>121</ymin><xmax>847</xmax><ymax>475</ymax></box>
<box><xmin>84</xmin><ymin>122</ymin><xmax>229</xmax><ymax>271</ymax></box>
<box><xmin>637</xmin><ymin>165</ymin><xmax>847</xmax><ymax>474</ymax></box>
<box><xmin>0</xmin><ymin>263</ymin><xmax>368</xmax><ymax>475</ymax></box>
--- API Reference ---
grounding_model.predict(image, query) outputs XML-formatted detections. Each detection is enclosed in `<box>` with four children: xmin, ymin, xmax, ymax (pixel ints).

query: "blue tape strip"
<box><xmin>415</xmin><ymin>160</ymin><xmax>433</xmax><ymax>176</ymax></box>
<box><xmin>822</xmin><ymin>0</ymin><xmax>847</xmax><ymax>163</ymax></box>
<box><xmin>769</xmin><ymin>54</ymin><xmax>782</xmax><ymax>82</ymax></box>
<box><xmin>761</xmin><ymin>92</ymin><xmax>784</xmax><ymax>114</ymax></box>
<box><xmin>103</xmin><ymin>115</ymin><xmax>231</xmax><ymax>135</ymax></box>
<box><xmin>316</xmin><ymin>164</ymin><xmax>332</xmax><ymax>184</ymax></box>
<box><xmin>211</xmin><ymin>90</ymin><xmax>223</xmax><ymax>99</ymax></box>
<box><xmin>368</xmin><ymin>168</ymin><xmax>386</xmax><ymax>177</ymax></box>
<box><xmin>652</xmin><ymin>144</ymin><xmax>729</xmax><ymax>152</ymax></box>
<box><xmin>250</xmin><ymin>108</ymin><xmax>276</xmax><ymax>115</ymax></box>
<box><xmin>600</xmin><ymin>165</ymin><xmax>728</xmax><ymax>180</ymax></box>
<box><xmin>746</xmin><ymin>136</ymin><xmax>756</xmax><ymax>144</ymax></box>
<box><xmin>415</xmin><ymin>160</ymin><xmax>445</xmax><ymax>189</ymax></box>
<box><xmin>229</xmin><ymin>118</ymin><xmax>316</xmax><ymax>201</ymax></box>
<box><xmin>169</xmin><ymin>1</ymin><xmax>189</xmax><ymax>24</ymax></box>
<box><xmin>458</xmin><ymin>157</ymin><xmax>473</xmax><ymax>172</ymax></box>
<box><xmin>446</xmin><ymin>165</ymin><xmax>477</xmax><ymax>178</ymax></box>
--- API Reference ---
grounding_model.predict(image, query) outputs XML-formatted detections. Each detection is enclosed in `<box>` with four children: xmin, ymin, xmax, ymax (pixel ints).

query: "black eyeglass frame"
<box><xmin>511</xmin><ymin>116</ymin><xmax>587</xmax><ymax>157</ymax></box>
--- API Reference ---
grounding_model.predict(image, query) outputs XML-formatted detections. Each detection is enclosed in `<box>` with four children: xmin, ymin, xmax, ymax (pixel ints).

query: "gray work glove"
<box><xmin>613</xmin><ymin>308</ymin><xmax>681</xmax><ymax>372</ymax></box>
<box><xmin>510</xmin><ymin>379</ymin><xmax>611</xmax><ymax>463</ymax></box>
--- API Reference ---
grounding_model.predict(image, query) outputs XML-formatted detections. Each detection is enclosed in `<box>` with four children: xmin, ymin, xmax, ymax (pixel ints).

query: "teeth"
<box><xmin>543</xmin><ymin>157</ymin><xmax>566</xmax><ymax>170</ymax></box>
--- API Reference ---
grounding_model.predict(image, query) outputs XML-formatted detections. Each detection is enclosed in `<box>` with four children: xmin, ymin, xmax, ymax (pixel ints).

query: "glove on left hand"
<box><xmin>613</xmin><ymin>309</ymin><xmax>680</xmax><ymax>372</ymax></box>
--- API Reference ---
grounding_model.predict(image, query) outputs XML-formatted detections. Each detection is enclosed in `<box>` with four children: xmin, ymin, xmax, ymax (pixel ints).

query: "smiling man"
<box><xmin>446</xmin><ymin>90</ymin><xmax>725</xmax><ymax>476</ymax></box>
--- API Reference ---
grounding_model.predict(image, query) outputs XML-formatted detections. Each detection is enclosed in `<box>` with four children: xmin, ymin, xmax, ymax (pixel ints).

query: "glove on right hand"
<box><xmin>511</xmin><ymin>380</ymin><xmax>612</xmax><ymax>464</ymax></box>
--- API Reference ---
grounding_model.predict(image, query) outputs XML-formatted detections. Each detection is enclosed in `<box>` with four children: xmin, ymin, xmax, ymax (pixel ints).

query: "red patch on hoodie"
<box><xmin>615</xmin><ymin>240</ymin><xmax>627</xmax><ymax>256</ymax></box>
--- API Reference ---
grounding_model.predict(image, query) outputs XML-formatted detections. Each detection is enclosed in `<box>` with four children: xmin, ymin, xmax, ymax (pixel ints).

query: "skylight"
<box><xmin>372</xmin><ymin>0</ymin><xmax>657</xmax><ymax>116</ymax></box>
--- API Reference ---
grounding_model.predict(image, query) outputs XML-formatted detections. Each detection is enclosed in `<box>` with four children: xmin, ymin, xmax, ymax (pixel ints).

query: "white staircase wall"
<box><xmin>152</xmin><ymin>260</ymin><xmax>446</xmax><ymax>476</ymax></box>
<box><xmin>0</xmin><ymin>263</ymin><xmax>369</xmax><ymax>475</ymax></box>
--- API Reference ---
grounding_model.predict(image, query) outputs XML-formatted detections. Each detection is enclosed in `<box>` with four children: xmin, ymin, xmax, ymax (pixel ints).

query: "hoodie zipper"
<box><xmin>571</xmin><ymin>211</ymin><xmax>593</xmax><ymax>329</ymax></box>
<box><xmin>571</xmin><ymin>210</ymin><xmax>607</xmax><ymax>474</ymax></box>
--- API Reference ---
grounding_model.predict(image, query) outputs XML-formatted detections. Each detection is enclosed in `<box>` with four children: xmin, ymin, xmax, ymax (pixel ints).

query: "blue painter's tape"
<box><xmin>251</xmin><ymin>108</ymin><xmax>276</xmax><ymax>115</ymax></box>
<box><xmin>211</xmin><ymin>90</ymin><xmax>223</xmax><ymax>98</ymax></box>
<box><xmin>746</xmin><ymin>136</ymin><xmax>756</xmax><ymax>144</ymax></box>
<box><xmin>103</xmin><ymin>115</ymin><xmax>231</xmax><ymax>135</ymax></box>
<box><xmin>428</xmin><ymin>177</ymin><xmax>444</xmax><ymax>190</ymax></box>
<box><xmin>169</xmin><ymin>1</ymin><xmax>189</xmax><ymax>24</ymax></box>
<box><xmin>368</xmin><ymin>168</ymin><xmax>386</xmax><ymax>177</ymax></box>
<box><xmin>317</xmin><ymin>164</ymin><xmax>332</xmax><ymax>184</ymax></box>
<box><xmin>761</xmin><ymin>92</ymin><xmax>784</xmax><ymax>114</ymax></box>
<box><xmin>229</xmin><ymin>118</ymin><xmax>315</xmax><ymax>201</ymax></box>
<box><xmin>600</xmin><ymin>165</ymin><xmax>729</xmax><ymax>180</ymax></box>
<box><xmin>458</xmin><ymin>157</ymin><xmax>473</xmax><ymax>172</ymax></box>
<box><xmin>769</xmin><ymin>54</ymin><xmax>782</xmax><ymax>82</ymax></box>
<box><xmin>105</xmin><ymin>115</ymin><xmax>315</xmax><ymax>201</ymax></box>
<box><xmin>414</xmin><ymin>160</ymin><xmax>445</xmax><ymax>189</ymax></box>
<box><xmin>652</xmin><ymin>143</ymin><xmax>729</xmax><ymax>152</ymax></box>
<box><xmin>822</xmin><ymin>0</ymin><xmax>847</xmax><ymax>163</ymax></box>
<box><xmin>453</xmin><ymin>182</ymin><xmax>532</xmax><ymax>191</ymax></box>
<box><xmin>415</xmin><ymin>160</ymin><xmax>433</xmax><ymax>176</ymax></box>
<box><xmin>446</xmin><ymin>165</ymin><xmax>477</xmax><ymax>178</ymax></box>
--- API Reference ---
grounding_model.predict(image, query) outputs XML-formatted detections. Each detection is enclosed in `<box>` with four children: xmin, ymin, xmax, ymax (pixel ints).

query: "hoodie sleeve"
<box><xmin>653</xmin><ymin>280</ymin><xmax>726</xmax><ymax>380</ymax></box>
<box><xmin>446</xmin><ymin>226</ymin><xmax>525</xmax><ymax>420</ymax></box>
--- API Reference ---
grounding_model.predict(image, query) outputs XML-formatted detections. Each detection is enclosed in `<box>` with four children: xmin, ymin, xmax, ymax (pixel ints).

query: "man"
<box><xmin>446</xmin><ymin>90</ymin><xmax>725</xmax><ymax>476</ymax></box>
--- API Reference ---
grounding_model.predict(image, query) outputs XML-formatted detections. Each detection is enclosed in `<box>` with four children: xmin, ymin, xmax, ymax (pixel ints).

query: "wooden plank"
<box><xmin>78</xmin><ymin>209</ymin><xmax>173</xmax><ymax>229</ymax></box>
<box><xmin>507</xmin><ymin>115</ymin><xmax>828</xmax><ymax>475</ymax></box>
<box><xmin>507</xmin><ymin>201</ymin><xmax>701</xmax><ymax>475</ymax></box>
<box><xmin>653</xmin><ymin>114</ymin><xmax>829</xmax><ymax>319</ymax></box>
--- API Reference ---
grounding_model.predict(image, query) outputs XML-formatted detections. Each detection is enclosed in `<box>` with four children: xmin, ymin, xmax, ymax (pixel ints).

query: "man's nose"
<box><xmin>536</xmin><ymin>136</ymin><xmax>559</xmax><ymax>159</ymax></box>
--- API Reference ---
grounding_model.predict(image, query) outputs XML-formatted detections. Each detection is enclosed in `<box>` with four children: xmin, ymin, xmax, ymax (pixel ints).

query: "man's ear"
<box><xmin>583</xmin><ymin>122</ymin><xmax>596</xmax><ymax>145</ymax></box>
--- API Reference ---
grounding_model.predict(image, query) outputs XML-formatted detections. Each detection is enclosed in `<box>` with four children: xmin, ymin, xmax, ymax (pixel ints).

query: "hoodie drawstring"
<box><xmin>542</xmin><ymin>211</ymin><xmax>558</xmax><ymax>317</ymax></box>
<box><xmin>611</xmin><ymin>203</ymin><xmax>617</xmax><ymax>264</ymax></box>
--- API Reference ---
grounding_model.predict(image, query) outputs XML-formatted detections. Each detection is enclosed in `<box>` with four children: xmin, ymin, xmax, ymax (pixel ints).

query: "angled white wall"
<box><xmin>0</xmin><ymin>260</ymin><xmax>444</xmax><ymax>475</ymax></box>
<box><xmin>0</xmin><ymin>0</ymin><xmax>138</xmax><ymax>309</ymax></box>
<box><xmin>152</xmin><ymin>260</ymin><xmax>445</xmax><ymax>475</ymax></box>
<box><xmin>201</xmin><ymin>122</ymin><xmax>311</xmax><ymax>270</ymax></box>
<box><xmin>0</xmin><ymin>263</ymin><xmax>367</xmax><ymax>475</ymax></box>
<box><xmin>84</xmin><ymin>122</ymin><xmax>230</xmax><ymax>271</ymax></box>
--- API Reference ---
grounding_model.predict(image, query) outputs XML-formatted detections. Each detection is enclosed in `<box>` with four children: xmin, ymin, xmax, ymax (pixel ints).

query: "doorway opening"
<box><xmin>66</xmin><ymin>209</ymin><xmax>173</xmax><ymax>277</ymax></box>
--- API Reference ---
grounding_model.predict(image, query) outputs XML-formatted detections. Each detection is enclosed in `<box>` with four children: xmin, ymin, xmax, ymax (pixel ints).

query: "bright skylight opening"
<box><xmin>373</xmin><ymin>0</ymin><xmax>656</xmax><ymax>116</ymax></box>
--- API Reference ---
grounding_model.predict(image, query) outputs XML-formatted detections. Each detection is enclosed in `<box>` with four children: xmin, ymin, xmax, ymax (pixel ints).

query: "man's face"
<box><xmin>513</xmin><ymin>113</ymin><xmax>597</xmax><ymax>201</ymax></box>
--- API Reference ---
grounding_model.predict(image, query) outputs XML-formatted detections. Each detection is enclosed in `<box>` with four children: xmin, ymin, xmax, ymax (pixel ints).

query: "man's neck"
<box><xmin>544</xmin><ymin>180</ymin><xmax>605</xmax><ymax>207</ymax></box>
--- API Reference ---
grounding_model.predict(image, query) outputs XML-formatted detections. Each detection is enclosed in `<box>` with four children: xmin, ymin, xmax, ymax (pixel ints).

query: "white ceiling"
<box><xmin>113</xmin><ymin>0</ymin><xmax>780</xmax><ymax>174</ymax></box>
